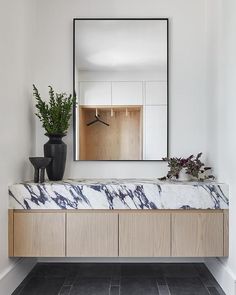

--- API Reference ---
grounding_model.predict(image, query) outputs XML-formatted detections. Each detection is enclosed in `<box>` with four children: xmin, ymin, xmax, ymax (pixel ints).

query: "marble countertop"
<box><xmin>9</xmin><ymin>179</ymin><xmax>229</xmax><ymax>210</ymax></box>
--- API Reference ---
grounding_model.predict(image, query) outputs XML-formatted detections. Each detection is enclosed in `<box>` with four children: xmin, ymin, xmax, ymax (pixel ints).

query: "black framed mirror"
<box><xmin>73</xmin><ymin>18</ymin><xmax>169</xmax><ymax>161</ymax></box>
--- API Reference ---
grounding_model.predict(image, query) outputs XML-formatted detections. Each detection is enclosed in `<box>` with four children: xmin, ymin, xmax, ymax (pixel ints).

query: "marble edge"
<box><xmin>8</xmin><ymin>178</ymin><xmax>229</xmax><ymax>187</ymax></box>
<box><xmin>8</xmin><ymin>178</ymin><xmax>229</xmax><ymax>210</ymax></box>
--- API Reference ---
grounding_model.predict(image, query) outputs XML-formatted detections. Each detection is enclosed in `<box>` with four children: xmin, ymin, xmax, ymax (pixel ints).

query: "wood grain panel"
<box><xmin>79</xmin><ymin>106</ymin><xmax>86</xmax><ymax>160</ymax></box>
<box><xmin>14</xmin><ymin>213</ymin><xmax>65</xmax><ymax>257</ymax></box>
<box><xmin>119</xmin><ymin>213</ymin><xmax>171</xmax><ymax>257</ymax></box>
<box><xmin>224</xmin><ymin>210</ymin><xmax>229</xmax><ymax>256</ymax></box>
<box><xmin>8</xmin><ymin>210</ymin><xmax>14</xmax><ymax>256</ymax></box>
<box><xmin>67</xmin><ymin>213</ymin><xmax>118</xmax><ymax>257</ymax></box>
<box><xmin>172</xmin><ymin>212</ymin><xmax>223</xmax><ymax>257</ymax></box>
<box><xmin>79</xmin><ymin>106</ymin><xmax>142</xmax><ymax>160</ymax></box>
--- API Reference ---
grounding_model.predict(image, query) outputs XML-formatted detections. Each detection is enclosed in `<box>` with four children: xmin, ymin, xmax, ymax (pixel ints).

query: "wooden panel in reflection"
<box><xmin>78</xmin><ymin>106</ymin><xmax>142</xmax><ymax>160</ymax></box>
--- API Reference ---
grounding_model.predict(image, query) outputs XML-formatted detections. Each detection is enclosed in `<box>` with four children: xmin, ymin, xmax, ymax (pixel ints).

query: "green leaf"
<box><xmin>33</xmin><ymin>84</ymin><xmax>76</xmax><ymax>134</ymax></box>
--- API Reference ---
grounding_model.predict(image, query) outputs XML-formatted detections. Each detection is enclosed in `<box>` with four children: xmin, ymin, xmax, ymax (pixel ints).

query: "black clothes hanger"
<box><xmin>86</xmin><ymin>114</ymin><xmax>110</xmax><ymax>127</ymax></box>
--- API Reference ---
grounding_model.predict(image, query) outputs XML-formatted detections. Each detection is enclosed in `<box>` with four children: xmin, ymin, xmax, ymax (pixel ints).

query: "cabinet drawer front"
<box><xmin>172</xmin><ymin>213</ymin><xmax>224</xmax><ymax>257</ymax></box>
<box><xmin>119</xmin><ymin>213</ymin><xmax>171</xmax><ymax>257</ymax></box>
<box><xmin>14</xmin><ymin>213</ymin><xmax>65</xmax><ymax>257</ymax></box>
<box><xmin>143</xmin><ymin>105</ymin><xmax>167</xmax><ymax>160</ymax></box>
<box><xmin>67</xmin><ymin>213</ymin><xmax>118</xmax><ymax>257</ymax></box>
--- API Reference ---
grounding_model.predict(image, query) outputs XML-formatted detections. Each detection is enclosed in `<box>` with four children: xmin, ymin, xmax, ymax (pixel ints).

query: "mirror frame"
<box><xmin>73</xmin><ymin>18</ymin><xmax>169</xmax><ymax>161</ymax></box>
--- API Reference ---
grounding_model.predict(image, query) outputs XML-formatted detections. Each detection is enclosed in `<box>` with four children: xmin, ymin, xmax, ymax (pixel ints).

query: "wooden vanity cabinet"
<box><xmin>119</xmin><ymin>213</ymin><xmax>171</xmax><ymax>257</ymax></box>
<box><xmin>66</xmin><ymin>212</ymin><xmax>118</xmax><ymax>257</ymax></box>
<box><xmin>9</xmin><ymin>210</ymin><xmax>229</xmax><ymax>258</ymax></box>
<box><xmin>172</xmin><ymin>212</ymin><xmax>224</xmax><ymax>257</ymax></box>
<box><xmin>12</xmin><ymin>212</ymin><xmax>65</xmax><ymax>257</ymax></box>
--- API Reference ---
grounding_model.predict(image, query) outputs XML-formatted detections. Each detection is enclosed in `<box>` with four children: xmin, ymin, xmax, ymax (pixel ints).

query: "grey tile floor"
<box><xmin>12</xmin><ymin>263</ymin><xmax>225</xmax><ymax>295</ymax></box>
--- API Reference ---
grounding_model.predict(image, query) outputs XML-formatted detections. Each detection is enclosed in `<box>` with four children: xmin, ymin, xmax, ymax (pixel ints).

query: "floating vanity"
<box><xmin>8</xmin><ymin>179</ymin><xmax>229</xmax><ymax>258</ymax></box>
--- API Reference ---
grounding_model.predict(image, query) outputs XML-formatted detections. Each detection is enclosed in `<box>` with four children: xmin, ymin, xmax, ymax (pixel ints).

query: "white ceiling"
<box><xmin>75</xmin><ymin>20</ymin><xmax>167</xmax><ymax>72</ymax></box>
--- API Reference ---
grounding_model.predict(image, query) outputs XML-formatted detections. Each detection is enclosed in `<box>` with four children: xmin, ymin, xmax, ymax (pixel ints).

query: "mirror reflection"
<box><xmin>74</xmin><ymin>19</ymin><xmax>168</xmax><ymax>160</ymax></box>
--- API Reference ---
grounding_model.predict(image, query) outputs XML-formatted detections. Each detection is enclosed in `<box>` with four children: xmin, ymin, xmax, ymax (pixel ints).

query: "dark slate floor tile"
<box><xmin>166</xmin><ymin>277</ymin><xmax>209</xmax><ymax>295</ymax></box>
<box><xmin>120</xmin><ymin>277</ymin><xmax>159</xmax><ymax>295</ymax></box>
<box><xmin>17</xmin><ymin>276</ymin><xmax>64</xmax><ymax>295</ymax></box>
<box><xmin>77</xmin><ymin>263</ymin><xmax>114</xmax><ymax>278</ymax></box>
<box><xmin>31</xmin><ymin>263</ymin><xmax>75</xmax><ymax>278</ymax></box>
<box><xmin>208</xmin><ymin>287</ymin><xmax>221</xmax><ymax>295</ymax></box>
<box><xmin>195</xmin><ymin>264</ymin><xmax>225</xmax><ymax>294</ymax></box>
<box><xmin>151</xmin><ymin>264</ymin><xmax>165</xmax><ymax>278</ymax></box>
<box><xmin>11</xmin><ymin>274</ymin><xmax>32</xmax><ymax>295</ymax></box>
<box><xmin>58</xmin><ymin>285</ymin><xmax>71</xmax><ymax>295</ymax></box>
<box><xmin>110</xmin><ymin>286</ymin><xmax>120</xmax><ymax>295</ymax></box>
<box><xmin>112</xmin><ymin>264</ymin><xmax>121</xmax><ymax>278</ymax></box>
<box><xmin>121</xmin><ymin>263</ymin><xmax>159</xmax><ymax>278</ymax></box>
<box><xmin>11</xmin><ymin>263</ymin><xmax>226</xmax><ymax>295</ymax></box>
<box><xmin>195</xmin><ymin>264</ymin><xmax>216</xmax><ymax>282</ymax></box>
<box><xmin>163</xmin><ymin>263</ymin><xmax>199</xmax><ymax>278</ymax></box>
<box><xmin>69</xmin><ymin>277</ymin><xmax>111</xmax><ymax>295</ymax></box>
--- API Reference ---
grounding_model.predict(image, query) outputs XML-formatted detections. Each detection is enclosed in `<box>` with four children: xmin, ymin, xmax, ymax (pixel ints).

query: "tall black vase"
<box><xmin>44</xmin><ymin>134</ymin><xmax>67</xmax><ymax>181</ymax></box>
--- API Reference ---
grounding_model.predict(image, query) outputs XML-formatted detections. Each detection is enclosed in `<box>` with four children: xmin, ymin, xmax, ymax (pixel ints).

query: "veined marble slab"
<box><xmin>9</xmin><ymin>179</ymin><xmax>229</xmax><ymax>210</ymax></box>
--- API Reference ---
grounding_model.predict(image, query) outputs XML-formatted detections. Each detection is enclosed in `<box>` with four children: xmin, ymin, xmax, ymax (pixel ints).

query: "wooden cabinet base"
<box><xmin>9</xmin><ymin>210</ymin><xmax>229</xmax><ymax>258</ymax></box>
<box><xmin>13</xmin><ymin>212</ymin><xmax>65</xmax><ymax>257</ymax></box>
<box><xmin>67</xmin><ymin>213</ymin><xmax>118</xmax><ymax>257</ymax></box>
<box><xmin>119</xmin><ymin>213</ymin><xmax>170</xmax><ymax>257</ymax></box>
<box><xmin>172</xmin><ymin>212</ymin><xmax>223</xmax><ymax>257</ymax></box>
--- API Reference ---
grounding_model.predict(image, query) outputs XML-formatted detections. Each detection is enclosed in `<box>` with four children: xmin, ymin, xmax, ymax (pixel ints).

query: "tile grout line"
<box><xmin>67</xmin><ymin>285</ymin><xmax>73</xmax><ymax>295</ymax></box>
<box><xmin>164</xmin><ymin>276</ymin><xmax>171</xmax><ymax>295</ymax></box>
<box><xmin>109</xmin><ymin>277</ymin><xmax>112</xmax><ymax>295</ymax></box>
<box><xmin>165</xmin><ymin>281</ymin><xmax>172</xmax><ymax>295</ymax></box>
<box><xmin>156</xmin><ymin>277</ymin><xmax>171</xmax><ymax>295</ymax></box>
<box><xmin>58</xmin><ymin>284</ymin><xmax>72</xmax><ymax>295</ymax></box>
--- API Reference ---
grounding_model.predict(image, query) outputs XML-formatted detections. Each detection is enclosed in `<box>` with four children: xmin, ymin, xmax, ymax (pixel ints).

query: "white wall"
<box><xmin>206</xmin><ymin>0</ymin><xmax>236</xmax><ymax>294</ymax></box>
<box><xmin>218</xmin><ymin>0</ymin><xmax>236</xmax><ymax>273</ymax></box>
<box><xmin>0</xmin><ymin>0</ymin><xmax>36</xmax><ymax>293</ymax></box>
<box><xmin>34</xmin><ymin>0</ymin><xmax>210</xmax><ymax>179</ymax></box>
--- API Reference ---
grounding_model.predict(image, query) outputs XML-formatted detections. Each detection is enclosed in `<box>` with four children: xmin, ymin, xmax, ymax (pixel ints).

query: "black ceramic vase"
<box><xmin>44</xmin><ymin>134</ymin><xmax>67</xmax><ymax>181</ymax></box>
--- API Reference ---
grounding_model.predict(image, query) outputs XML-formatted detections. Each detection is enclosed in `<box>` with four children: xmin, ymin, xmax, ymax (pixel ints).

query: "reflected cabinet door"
<box><xmin>112</xmin><ymin>82</ymin><xmax>143</xmax><ymax>105</ymax></box>
<box><xmin>119</xmin><ymin>213</ymin><xmax>171</xmax><ymax>257</ymax></box>
<box><xmin>79</xmin><ymin>82</ymin><xmax>112</xmax><ymax>105</ymax></box>
<box><xmin>145</xmin><ymin>81</ymin><xmax>167</xmax><ymax>105</ymax></box>
<box><xmin>67</xmin><ymin>213</ymin><xmax>118</xmax><ymax>257</ymax></box>
<box><xmin>144</xmin><ymin>106</ymin><xmax>168</xmax><ymax>160</ymax></box>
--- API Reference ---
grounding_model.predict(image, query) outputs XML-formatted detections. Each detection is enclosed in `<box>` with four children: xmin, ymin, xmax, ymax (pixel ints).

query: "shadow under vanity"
<box><xmin>8</xmin><ymin>179</ymin><xmax>229</xmax><ymax>258</ymax></box>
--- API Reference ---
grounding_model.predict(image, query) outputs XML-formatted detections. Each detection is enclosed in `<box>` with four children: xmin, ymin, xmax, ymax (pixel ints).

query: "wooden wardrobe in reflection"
<box><xmin>78</xmin><ymin>106</ymin><xmax>143</xmax><ymax>160</ymax></box>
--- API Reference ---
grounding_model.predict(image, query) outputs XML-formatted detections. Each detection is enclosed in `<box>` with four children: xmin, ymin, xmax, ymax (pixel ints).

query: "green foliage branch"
<box><xmin>33</xmin><ymin>84</ymin><xmax>76</xmax><ymax>135</ymax></box>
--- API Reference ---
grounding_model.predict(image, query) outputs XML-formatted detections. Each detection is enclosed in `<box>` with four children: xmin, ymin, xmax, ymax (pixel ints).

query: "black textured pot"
<box><xmin>44</xmin><ymin>134</ymin><xmax>67</xmax><ymax>181</ymax></box>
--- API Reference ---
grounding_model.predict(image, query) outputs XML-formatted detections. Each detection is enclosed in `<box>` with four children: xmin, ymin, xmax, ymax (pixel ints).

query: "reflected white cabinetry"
<box><xmin>79</xmin><ymin>82</ymin><xmax>111</xmax><ymax>105</ymax></box>
<box><xmin>79</xmin><ymin>80</ymin><xmax>168</xmax><ymax>160</ymax></box>
<box><xmin>145</xmin><ymin>81</ymin><xmax>167</xmax><ymax>105</ymax></box>
<box><xmin>79</xmin><ymin>81</ymin><xmax>143</xmax><ymax>106</ymax></box>
<box><xmin>112</xmin><ymin>82</ymin><xmax>143</xmax><ymax>105</ymax></box>
<box><xmin>144</xmin><ymin>106</ymin><xmax>167</xmax><ymax>160</ymax></box>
